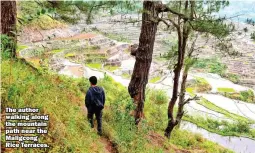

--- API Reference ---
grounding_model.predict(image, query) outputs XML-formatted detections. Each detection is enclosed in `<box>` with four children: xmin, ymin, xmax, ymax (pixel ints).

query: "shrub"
<box><xmin>186</xmin><ymin>77</ymin><xmax>212</xmax><ymax>93</ymax></box>
<box><xmin>240</xmin><ymin>89</ymin><xmax>254</xmax><ymax>103</ymax></box>
<box><xmin>1</xmin><ymin>34</ymin><xmax>15</xmax><ymax>59</ymax></box>
<box><xmin>28</xmin><ymin>15</ymin><xmax>66</xmax><ymax>30</ymax></box>
<box><xmin>193</xmin><ymin>58</ymin><xmax>227</xmax><ymax>76</ymax></box>
<box><xmin>223</xmin><ymin>73</ymin><xmax>240</xmax><ymax>83</ymax></box>
<box><xmin>220</xmin><ymin>89</ymin><xmax>255</xmax><ymax>103</ymax></box>
<box><xmin>251</xmin><ymin>32</ymin><xmax>255</xmax><ymax>40</ymax></box>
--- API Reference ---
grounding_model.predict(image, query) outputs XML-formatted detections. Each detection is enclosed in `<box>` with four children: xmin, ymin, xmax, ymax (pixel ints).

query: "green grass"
<box><xmin>193</xmin><ymin>58</ymin><xmax>227</xmax><ymax>76</ymax></box>
<box><xmin>223</xmin><ymin>73</ymin><xmax>240</xmax><ymax>83</ymax></box>
<box><xmin>17</xmin><ymin>44</ymin><xmax>28</xmax><ymax>52</ymax></box>
<box><xmin>50</xmin><ymin>49</ymin><xmax>63</xmax><ymax>54</ymax></box>
<box><xmin>92</xmin><ymin>27</ymin><xmax>131</xmax><ymax>43</ymax></box>
<box><xmin>121</xmin><ymin>73</ymin><xmax>131</xmax><ymax>79</ymax></box>
<box><xmin>221</xmin><ymin>90</ymin><xmax>255</xmax><ymax>103</ymax></box>
<box><xmin>197</xmin><ymin>98</ymin><xmax>251</xmax><ymax>123</ymax></box>
<box><xmin>64</xmin><ymin>53</ymin><xmax>75</xmax><ymax>58</ymax></box>
<box><xmin>149</xmin><ymin>76</ymin><xmax>161</xmax><ymax>83</ymax></box>
<box><xmin>86</xmin><ymin>63</ymin><xmax>102</xmax><ymax>69</ymax></box>
<box><xmin>28</xmin><ymin>15</ymin><xmax>66</xmax><ymax>30</ymax></box>
<box><xmin>187</xmin><ymin>77</ymin><xmax>212</xmax><ymax>93</ymax></box>
<box><xmin>183</xmin><ymin>115</ymin><xmax>254</xmax><ymax>139</ymax></box>
<box><xmin>1</xmin><ymin>58</ymin><xmax>105</xmax><ymax>153</ymax></box>
<box><xmin>1</xmin><ymin>55</ymin><xmax>232</xmax><ymax>153</ymax></box>
<box><xmin>104</xmin><ymin>65</ymin><xmax>119</xmax><ymax>72</ymax></box>
<box><xmin>217</xmin><ymin>88</ymin><xmax>235</xmax><ymax>93</ymax></box>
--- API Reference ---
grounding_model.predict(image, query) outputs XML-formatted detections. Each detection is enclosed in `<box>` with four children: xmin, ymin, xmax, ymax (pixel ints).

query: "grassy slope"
<box><xmin>1</xmin><ymin>58</ymin><xmax>232</xmax><ymax>153</ymax></box>
<box><xmin>1</xmin><ymin>59</ymin><xmax>105</xmax><ymax>153</ymax></box>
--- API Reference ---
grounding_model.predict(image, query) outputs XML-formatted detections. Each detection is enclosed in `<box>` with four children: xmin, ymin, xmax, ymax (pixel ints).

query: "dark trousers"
<box><xmin>87</xmin><ymin>107</ymin><xmax>102</xmax><ymax>133</ymax></box>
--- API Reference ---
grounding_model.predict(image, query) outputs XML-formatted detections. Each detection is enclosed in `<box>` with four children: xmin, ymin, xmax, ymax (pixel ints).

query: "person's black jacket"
<box><xmin>85</xmin><ymin>86</ymin><xmax>105</xmax><ymax>110</ymax></box>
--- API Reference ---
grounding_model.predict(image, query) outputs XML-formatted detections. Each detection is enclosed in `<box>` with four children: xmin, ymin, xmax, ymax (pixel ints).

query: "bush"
<box><xmin>27</xmin><ymin>15</ymin><xmax>66</xmax><ymax>30</ymax></box>
<box><xmin>193</xmin><ymin>58</ymin><xmax>227</xmax><ymax>76</ymax></box>
<box><xmin>1</xmin><ymin>34</ymin><xmax>15</xmax><ymax>59</ymax></box>
<box><xmin>186</xmin><ymin>77</ymin><xmax>212</xmax><ymax>93</ymax></box>
<box><xmin>220</xmin><ymin>89</ymin><xmax>255</xmax><ymax>103</ymax></box>
<box><xmin>240</xmin><ymin>89</ymin><xmax>255</xmax><ymax>103</ymax></box>
<box><xmin>251</xmin><ymin>32</ymin><xmax>255</xmax><ymax>40</ymax></box>
<box><xmin>223</xmin><ymin>73</ymin><xmax>240</xmax><ymax>83</ymax></box>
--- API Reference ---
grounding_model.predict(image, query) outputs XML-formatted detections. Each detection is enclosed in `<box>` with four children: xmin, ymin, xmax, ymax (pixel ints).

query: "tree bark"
<box><xmin>1</xmin><ymin>0</ymin><xmax>17</xmax><ymax>57</ymax></box>
<box><xmin>128</xmin><ymin>1</ymin><xmax>159</xmax><ymax>125</ymax></box>
<box><xmin>165</xmin><ymin>21</ymin><xmax>189</xmax><ymax>138</ymax></box>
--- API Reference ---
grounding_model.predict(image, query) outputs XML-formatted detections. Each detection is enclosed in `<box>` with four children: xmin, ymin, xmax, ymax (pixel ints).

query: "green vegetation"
<box><xmin>193</xmin><ymin>58</ymin><xmax>227</xmax><ymax>76</ymax></box>
<box><xmin>143</xmin><ymin>90</ymin><xmax>232</xmax><ymax>153</ymax></box>
<box><xmin>217</xmin><ymin>88</ymin><xmax>235</xmax><ymax>93</ymax></box>
<box><xmin>64</xmin><ymin>53</ymin><xmax>76</xmax><ymax>58</ymax></box>
<box><xmin>221</xmin><ymin>90</ymin><xmax>255</xmax><ymax>103</ymax></box>
<box><xmin>197</xmin><ymin>98</ymin><xmax>251</xmax><ymax>123</ymax></box>
<box><xmin>17</xmin><ymin>44</ymin><xmax>28</xmax><ymax>52</ymax></box>
<box><xmin>149</xmin><ymin>76</ymin><xmax>161</xmax><ymax>83</ymax></box>
<box><xmin>184</xmin><ymin>115</ymin><xmax>254</xmax><ymax>138</ymax></box>
<box><xmin>28</xmin><ymin>15</ymin><xmax>65</xmax><ymax>30</ymax></box>
<box><xmin>105</xmin><ymin>33</ymin><xmax>131</xmax><ymax>43</ymax></box>
<box><xmin>104</xmin><ymin>65</ymin><xmax>119</xmax><ymax>72</ymax></box>
<box><xmin>2</xmin><ymin>58</ymin><xmax>105</xmax><ymax>153</ymax></box>
<box><xmin>1</xmin><ymin>55</ymin><xmax>232</xmax><ymax>153</ymax></box>
<box><xmin>92</xmin><ymin>27</ymin><xmax>131</xmax><ymax>43</ymax></box>
<box><xmin>121</xmin><ymin>73</ymin><xmax>131</xmax><ymax>79</ymax></box>
<box><xmin>223</xmin><ymin>73</ymin><xmax>240</xmax><ymax>83</ymax></box>
<box><xmin>251</xmin><ymin>31</ymin><xmax>255</xmax><ymax>40</ymax></box>
<box><xmin>86</xmin><ymin>63</ymin><xmax>102</xmax><ymax>69</ymax></box>
<box><xmin>186</xmin><ymin>77</ymin><xmax>212</xmax><ymax>93</ymax></box>
<box><xmin>50</xmin><ymin>49</ymin><xmax>63</xmax><ymax>54</ymax></box>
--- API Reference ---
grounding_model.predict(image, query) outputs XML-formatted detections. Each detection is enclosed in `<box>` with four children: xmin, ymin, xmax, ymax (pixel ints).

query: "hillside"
<box><xmin>1</xmin><ymin>55</ymin><xmax>233</xmax><ymax>153</ymax></box>
<box><xmin>1</xmin><ymin>1</ymin><xmax>255</xmax><ymax>153</ymax></box>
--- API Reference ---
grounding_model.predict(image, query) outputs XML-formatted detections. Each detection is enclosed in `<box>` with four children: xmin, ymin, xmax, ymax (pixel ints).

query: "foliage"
<box><xmin>1</xmin><ymin>56</ymin><xmax>233</xmax><ymax>153</ymax></box>
<box><xmin>0</xmin><ymin>34</ymin><xmax>15</xmax><ymax>58</ymax></box>
<box><xmin>184</xmin><ymin>115</ymin><xmax>254</xmax><ymax>138</ymax></box>
<box><xmin>1</xmin><ymin>58</ymin><xmax>105</xmax><ymax>153</ymax></box>
<box><xmin>104</xmin><ymin>65</ymin><xmax>119</xmax><ymax>72</ymax></box>
<box><xmin>186</xmin><ymin>77</ymin><xmax>212</xmax><ymax>93</ymax></box>
<box><xmin>121</xmin><ymin>73</ymin><xmax>131</xmax><ymax>79</ymax></box>
<box><xmin>149</xmin><ymin>76</ymin><xmax>161</xmax><ymax>83</ymax></box>
<box><xmin>222</xmin><ymin>90</ymin><xmax>255</xmax><ymax>103</ymax></box>
<box><xmin>16</xmin><ymin>44</ymin><xmax>28</xmax><ymax>52</ymax></box>
<box><xmin>197</xmin><ymin>98</ymin><xmax>251</xmax><ymax>123</ymax></box>
<box><xmin>251</xmin><ymin>32</ymin><xmax>255</xmax><ymax>40</ymax></box>
<box><xmin>223</xmin><ymin>73</ymin><xmax>240</xmax><ymax>83</ymax></box>
<box><xmin>104</xmin><ymin>33</ymin><xmax>131</xmax><ymax>43</ymax></box>
<box><xmin>50</xmin><ymin>49</ymin><xmax>63</xmax><ymax>54</ymax></box>
<box><xmin>28</xmin><ymin>15</ymin><xmax>65</xmax><ymax>30</ymax></box>
<box><xmin>17</xmin><ymin>1</ymin><xmax>59</xmax><ymax>30</ymax></box>
<box><xmin>193</xmin><ymin>58</ymin><xmax>227</xmax><ymax>76</ymax></box>
<box><xmin>240</xmin><ymin>90</ymin><xmax>255</xmax><ymax>102</ymax></box>
<box><xmin>170</xmin><ymin>128</ymin><xmax>233</xmax><ymax>153</ymax></box>
<box><xmin>86</xmin><ymin>63</ymin><xmax>102</xmax><ymax>69</ymax></box>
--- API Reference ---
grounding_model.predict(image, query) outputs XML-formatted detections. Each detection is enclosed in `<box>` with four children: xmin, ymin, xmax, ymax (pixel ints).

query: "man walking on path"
<box><xmin>85</xmin><ymin>76</ymin><xmax>105</xmax><ymax>136</ymax></box>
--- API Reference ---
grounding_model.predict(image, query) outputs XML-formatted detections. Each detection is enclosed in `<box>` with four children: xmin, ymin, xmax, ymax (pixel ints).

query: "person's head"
<box><xmin>89</xmin><ymin>76</ymin><xmax>97</xmax><ymax>86</ymax></box>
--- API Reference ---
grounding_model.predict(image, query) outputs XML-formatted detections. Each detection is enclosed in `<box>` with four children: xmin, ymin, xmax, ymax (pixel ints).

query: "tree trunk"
<box><xmin>128</xmin><ymin>1</ymin><xmax>159</xmax><ymax>125</ymax></box>
<box><xmin>165</xmin><ymin>22</ymin><xmax>189</xmax><ymax>138</ymax></box>
<box><xmin>1</xmin><ymin>0</ymin><xmax>17</xmax><ymax>57</ymax></box>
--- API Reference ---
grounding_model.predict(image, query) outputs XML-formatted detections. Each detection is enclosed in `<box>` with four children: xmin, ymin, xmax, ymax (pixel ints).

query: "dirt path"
<box><xmin>81</xmin><ymin>104</ymin><xmax>118</xmax><ymax>153</ymax></box>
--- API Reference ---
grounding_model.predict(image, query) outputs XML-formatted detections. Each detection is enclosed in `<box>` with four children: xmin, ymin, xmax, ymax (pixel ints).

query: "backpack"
<box><xmin>92</xmin><ymin>93</ymin><xmax>104</xmax><ymax>110</ymax></box>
